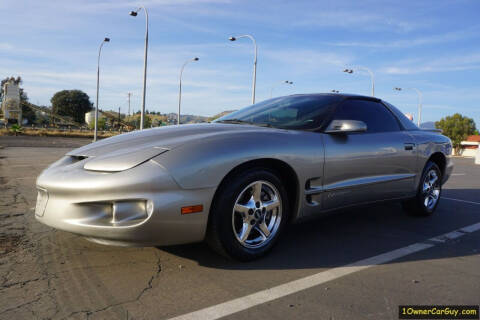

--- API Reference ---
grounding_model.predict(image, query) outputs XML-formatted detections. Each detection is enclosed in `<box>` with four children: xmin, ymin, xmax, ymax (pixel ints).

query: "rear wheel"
<box><xmin>403</xmin><ymin>161</ymin><xmax>442</xmax><ymax>216</ymax></box>
<box><xmin>206</xmin><ymin>168</ymin><xmax>289</xmax><ymax>261</ymax></box>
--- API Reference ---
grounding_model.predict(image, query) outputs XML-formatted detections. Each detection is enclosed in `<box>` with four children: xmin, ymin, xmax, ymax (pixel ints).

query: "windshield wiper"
<box><xmin>216</xmin><ymin>119</ymin><xmax>255</xmax><ymax>125</ymax></box>
<box><xmin>216</xmin><ymin>119</ymin><xmax>274</xmax><ymax>128</ymax></box>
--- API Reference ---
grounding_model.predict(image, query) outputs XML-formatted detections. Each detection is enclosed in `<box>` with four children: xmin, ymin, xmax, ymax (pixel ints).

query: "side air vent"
<box><xmin>305</xmin><ymin>177</ymin><xmax>323</xmax><ymax>206</ymax></box>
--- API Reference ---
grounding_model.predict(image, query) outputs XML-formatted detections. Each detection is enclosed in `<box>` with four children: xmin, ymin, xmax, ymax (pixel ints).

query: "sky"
<box><xmin>0</xmin><ymin>0</ymin><xmax>479</xmax><ymax>125</ymax></box>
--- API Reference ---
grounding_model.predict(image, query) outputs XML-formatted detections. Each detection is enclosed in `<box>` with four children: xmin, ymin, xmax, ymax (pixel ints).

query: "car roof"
<box><xmin>284</xmin><ymin>93</ymin><xmax>382</xmax><ymax>102</ymax></box>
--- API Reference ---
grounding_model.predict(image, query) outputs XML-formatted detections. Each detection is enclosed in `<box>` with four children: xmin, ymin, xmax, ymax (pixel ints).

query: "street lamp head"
<box><xmin>104</xmin><ymin>37</ymin><xmax>110</xmax><ymax>42</ymax></box>
<box><xmin>394</xmin><ymin>87</ymin><xmax>402</xmax><ymax>91</ymax></box>
<box><xmin>228</xmin><ymin>36</ymin><xmax>236</xmax><ymax>41</ymax></box>
<box><xmin>288</xmin><ymin>81</ymin><xmax>293</xmax><ymax>84</ymax></box>
<box><xmin>343</xmin><ymin>69</ymin><xmax>353</xmax><ymax>74</ymax></box>
<box><xmin>129</xmin><ymin>10</ymin><xmax>138</xmax><ymax>16</ymax></box>
<box><xmin>193</xmin><ymin>57</ymin><xmax>199</xmax><ymax>61</ymax></box>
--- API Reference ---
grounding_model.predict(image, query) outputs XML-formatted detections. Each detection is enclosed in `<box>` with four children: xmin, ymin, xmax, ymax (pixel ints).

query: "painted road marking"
<box><xmin>461</xmin><ymin>222</ymin><xmax>480</xmax><ymax>233</ymax></box>
<box><xmin>451</xmin><ymin>173</ymin><xmax>466</xmax><ymax>176</ymax></box>
<box><xmin>169</xmin><ymin>222</ymin><xmax>480</xmax><ymax>320</ymax></box>
<box><xmin>443</xmin><ymin>197</ymin><xmax>480</xmax><ymax>206</ymax></box>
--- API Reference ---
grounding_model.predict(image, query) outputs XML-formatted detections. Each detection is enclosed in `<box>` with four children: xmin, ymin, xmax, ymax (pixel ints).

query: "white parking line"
<box><xmin>450</xmin><ymin>173</ymin><xmax>466</xmax><ymax>176</ymax></box>
<box><xmin>443</xmin><ymin>197</ymin><xmax>480</xmax><ymax>206</ymax></box>
<box><xmin>461</xmin><ymin>222</ymin><xmax>480</xmax><ymax>233</ymax></box>
<box><xmin>169</xmin><ymin>222</ymin><xmax>480</xmax><ymax>320</ymax></box>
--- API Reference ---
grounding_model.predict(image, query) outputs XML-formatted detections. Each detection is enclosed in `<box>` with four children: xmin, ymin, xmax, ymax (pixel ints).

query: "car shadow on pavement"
<box><xmin>160</xmin><ymin>188</ymin><xmax>480</xmax><ymax>270</ymax></box>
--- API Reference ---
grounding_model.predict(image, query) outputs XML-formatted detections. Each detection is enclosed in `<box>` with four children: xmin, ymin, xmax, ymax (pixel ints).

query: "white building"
<box><xmin>85</xmin><ymin>111</ymin><xmax>103</xmax><ymax>126</ymax></box>
<box><xmin>1</xmin><ymin>80</ymin><xmax>22</xmax><ymax>124</ymax></box>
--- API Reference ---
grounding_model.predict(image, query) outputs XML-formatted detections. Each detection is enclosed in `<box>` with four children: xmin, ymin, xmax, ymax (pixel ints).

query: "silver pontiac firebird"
<box><xmin>36</xmin><ymin>94</ymin><xmax>453</xmax><ymax>260</ymax></box>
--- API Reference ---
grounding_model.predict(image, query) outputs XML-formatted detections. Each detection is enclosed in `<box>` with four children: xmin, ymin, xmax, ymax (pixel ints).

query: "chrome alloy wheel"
<box><xmin>232</xmin><ymin>180</ymin><xmax>282</xmax><ymax>248</ymax></box>
<box><xmin>422</xmin><ymin>169</ymin><xmax>440</xmax><ymax>210</ymax></box>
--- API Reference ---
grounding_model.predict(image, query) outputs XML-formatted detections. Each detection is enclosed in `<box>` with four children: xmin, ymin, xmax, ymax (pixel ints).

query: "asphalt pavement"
<box><xmin>0</xmin><ymin>135</ymin><xmax>479</xmax><ymax>320</ymax></box>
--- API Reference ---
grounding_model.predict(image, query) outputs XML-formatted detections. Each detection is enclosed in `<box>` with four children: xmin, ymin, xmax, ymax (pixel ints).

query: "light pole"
<box><xmin>130</xmin><ymin>6</ymin><xmax>148</xmax><ymax>130</ymax></box>
<box><xmin>343</xmin><ymin>66</ymin><xmax>375</xmax><ymax>96</ymax></box>
<box><xmin>394</xmin><ymin>87</ymin><xmax>423</xmax><ymax>126</ymax></box>
<box><xmin>270</xmin><ymin>80</ymin><xmax>293</xmax><ymax>98</ymax></box>
<box><xmin>127</xmin><ymin>92</ymin><xmax>132</xmax><ymax>116</ymax></box>
<box><xmin>178</xmin><ymin>57</ymin><xmax>199</xmax><ymax>125</ymax></box>
<box><xmin>94</xmin><ymin>37</ymin><xmax>110</xmax><ymax>142</ymax></box>
<box><xmin>229</xmin><ymin>34</ymin><xmax>257</xmax><ymax>104</ymax></box>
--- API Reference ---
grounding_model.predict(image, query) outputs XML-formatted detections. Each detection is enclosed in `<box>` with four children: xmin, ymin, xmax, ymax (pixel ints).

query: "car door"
<box><xmin>322</xmin><ymin>98</ymin><xmax>417</xmax><ymax>210</ymax></box>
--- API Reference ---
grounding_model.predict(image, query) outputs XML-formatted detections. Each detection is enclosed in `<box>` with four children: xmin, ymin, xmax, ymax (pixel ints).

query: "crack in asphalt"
<box><xmin>0</xmin><ymin>296</ymin><xmax>42</xmax><ymax>316</ymax></box>
<box><xmin>64</xmin><ymin>254</ymin><xmax>163</xmax><ymax>320</ymax></box>
<box><xmin>0</xmin><ymin>151</ymin><xmax>59</xmax><ymax>319</ymax></box>
<box><xmin>0</xmin><ymin>277</ymin><xmax>43</xmax><ymax>290</ymax></box>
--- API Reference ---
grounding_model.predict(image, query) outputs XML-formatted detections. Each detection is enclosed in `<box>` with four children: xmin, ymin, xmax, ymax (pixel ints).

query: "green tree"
<box><xmin>88</xmin><ymin>117</ymin><xmax>106</xmax><ymax>130</ymax></box>
<box><xmin>132</xmin><ymin>115</ymin><xmax>151</xmax><ymax>128</ymax></box>
<box><xmin>9</xmin><ymin>124</ymin><xmax>23</xmax><ymax>136</ymax></box>
<box><xmin>21</xmin><ymin>102</ymin><xmax>37</xmax><ymax>124</ymax></box>
<box><xmin>435</xmin><ymin>113</ymin><xmax>477</xmax><ymax>153</ymax></box>
<box><xmin>51</xmin><ymin>90</ymin><xmax>92</xmax><ymax>124</ymax></box>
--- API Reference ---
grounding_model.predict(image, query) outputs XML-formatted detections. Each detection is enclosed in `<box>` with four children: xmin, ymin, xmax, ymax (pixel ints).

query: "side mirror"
<box><xmin>325</xmin><ymin>120</ymin><xmax>367</xmax><ymax>134</ymax></box>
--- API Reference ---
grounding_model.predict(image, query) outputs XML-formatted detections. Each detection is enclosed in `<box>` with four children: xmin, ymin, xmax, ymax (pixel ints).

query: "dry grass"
<box><xmin>0</xmin><ymin>128</ymin><xmax>122</xmax><ymax>138</ymax></box>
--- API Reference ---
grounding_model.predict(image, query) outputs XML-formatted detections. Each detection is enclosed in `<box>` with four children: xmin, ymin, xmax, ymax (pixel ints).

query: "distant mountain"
<box><xmin>208</xmin><ymin>110</ymin><xmax>236</xmax><ymax>121</ymax></box>
<box><xmin>124</xmin><ymin>111</ymin><xmax>236</xmax><ymax>124</ymax></box>
<box><xmin>420</xmin><ymin>121</ymin><xmax>436</xmax><ymax>129</ymax></box>
<box><xmin>164</xmin><ymin>113</ymin><xmax>209</xmax><ymax>124</ymax></box>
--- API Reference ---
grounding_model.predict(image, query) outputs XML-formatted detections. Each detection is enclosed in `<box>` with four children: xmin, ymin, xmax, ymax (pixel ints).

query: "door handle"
<box><xmin>404</xmin><ymin>143</ymin><xmax>415</xmax><ymax>151</ymax></box>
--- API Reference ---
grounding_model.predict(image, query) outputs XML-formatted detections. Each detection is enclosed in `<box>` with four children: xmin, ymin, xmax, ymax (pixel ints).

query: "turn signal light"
<box><xmin>181</xmin><ymin>205</ymin><xmax>203</xmax><ymax>214</ymax></box>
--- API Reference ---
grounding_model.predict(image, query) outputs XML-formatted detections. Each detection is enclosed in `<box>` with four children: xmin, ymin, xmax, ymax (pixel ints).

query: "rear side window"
<box><xmin>383</xmin><ymin>101</ymin><xmax>419</xmax><ymax>130</ymax></box>
<box><xmin>332</xmin><ymin>99</ymin><xmax>401</xmax><ymax>133</ymax></box>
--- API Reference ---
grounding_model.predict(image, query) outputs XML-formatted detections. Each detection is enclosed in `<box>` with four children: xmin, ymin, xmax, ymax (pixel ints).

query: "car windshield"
<box><xmin>214</xmin><ymin>95</ymin><xmax>343</xmax><ymax>130</ymax></box>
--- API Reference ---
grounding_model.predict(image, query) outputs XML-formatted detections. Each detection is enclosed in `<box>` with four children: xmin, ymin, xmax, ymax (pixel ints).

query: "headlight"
<box><xmin>83</xmin><ymin>147</ymin><xmax>168</xmax><ymax>172</ymax></box>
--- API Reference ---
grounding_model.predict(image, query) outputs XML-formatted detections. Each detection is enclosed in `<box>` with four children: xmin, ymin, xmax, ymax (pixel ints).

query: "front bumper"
<box><xmin>35</xmin><ymin>157</ymin><xmax>215</xmax><ymax>246</ymax></box>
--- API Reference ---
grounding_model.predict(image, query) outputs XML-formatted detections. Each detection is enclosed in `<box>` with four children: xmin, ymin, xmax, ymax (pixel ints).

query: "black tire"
<box><xmin>206</xmin><ymin>167</ymin><xmax>289</xmax><ymax>261</ymax></box>
<box><xmin>402</xmin><ymin>161</ymin><xmax>442</xmax><ymax>216</ymax></box>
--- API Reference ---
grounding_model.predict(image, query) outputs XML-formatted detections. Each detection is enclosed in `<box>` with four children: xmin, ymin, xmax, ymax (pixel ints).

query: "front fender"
<box><xmin>151</xmin><ymin>130</ymin><xmax>324</xmax><ymax>190</ymax></box>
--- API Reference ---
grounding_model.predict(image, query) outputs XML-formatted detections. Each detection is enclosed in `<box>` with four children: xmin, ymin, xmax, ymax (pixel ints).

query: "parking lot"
<box><xmin>1</xmin><ymin>136</ymin><xmax>479</xmax><ymax>320</ymax></box>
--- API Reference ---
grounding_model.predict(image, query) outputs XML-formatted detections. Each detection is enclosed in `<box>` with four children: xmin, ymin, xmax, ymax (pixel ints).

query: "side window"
<box><xmin>332</xmin><ymin>99</ymin><xmax>401</xmax><ymax>133</ymax></box>
<box><xmin>383</xmin><ymin>101</ymin><xmax>419</xmax><ymax>130</ymax></box>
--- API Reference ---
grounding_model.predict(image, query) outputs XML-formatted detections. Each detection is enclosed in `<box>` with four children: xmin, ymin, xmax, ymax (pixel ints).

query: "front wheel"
<box><xmin>206</xmin><ymin>168</ymin><xmax>289</xmax><ymax>261</ymax></box>
<box><xmin>403</xmin><ymin>161</ymin><xmax>442</xmax><ymax>216</ymax></box>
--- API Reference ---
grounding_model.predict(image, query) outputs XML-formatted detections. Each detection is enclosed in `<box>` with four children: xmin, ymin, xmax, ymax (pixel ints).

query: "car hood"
<box><xmin>67</xmin><ymin>123</ymin><xmax>270</xmax><ymax>172</ymax></box>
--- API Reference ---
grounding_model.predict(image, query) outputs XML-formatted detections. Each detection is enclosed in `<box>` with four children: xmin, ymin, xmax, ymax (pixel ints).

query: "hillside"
<box><xmin>420</xmin><ymin>121</ymin><xmax>436</xmax><ymax>129</ymax></box>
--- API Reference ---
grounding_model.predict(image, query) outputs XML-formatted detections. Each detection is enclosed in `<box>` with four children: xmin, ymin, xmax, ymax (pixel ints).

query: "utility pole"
<box><xmin>343</xmin><ymin>66</ymin><xmax>375</xmax><ymax>97</ymax></box>
<box><xmin>229</xmin><ymin>34</ymin><xmax>258</xmax><ymax>104</ymax></box>
<box><xmin>94</xmin><ymin>37</ymin><xmax>110</xmax><ymax>142</ymax></box>
<box><xmin>178</xmin><ymin>57</ymin><xmax>199</xmax><ymax>125</ymax></box>
<box><xmin>129</xmin><ymin>7</ymin><xmax>149</xmax><ymax>130</ymax></box>
<box><xmin>127</xmin><ymin>92</ymin><xmax>132</xmax><ymax>116</ymax></box>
